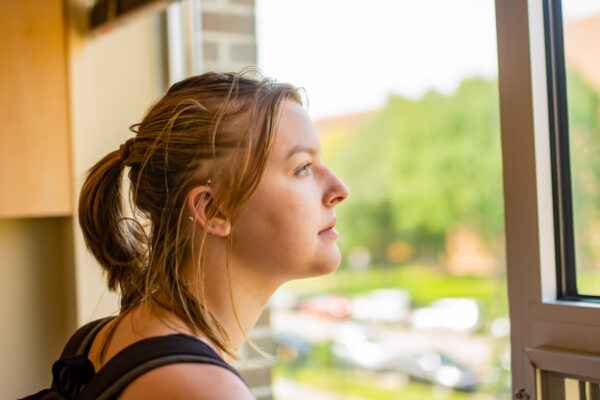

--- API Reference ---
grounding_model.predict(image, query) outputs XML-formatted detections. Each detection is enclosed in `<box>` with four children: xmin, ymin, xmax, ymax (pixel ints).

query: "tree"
<box><xmin>566</xmin><ymin>70</ymin><xmax>600</xmax><ymax>273</ymax></box>
<box><xmin>323</xmin><ymin>78</ymin><xmax>504</xmax><ymax>265</ymax></box>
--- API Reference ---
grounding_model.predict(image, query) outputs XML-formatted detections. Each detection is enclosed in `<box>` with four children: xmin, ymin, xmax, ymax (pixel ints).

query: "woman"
<box><xmin>78</xmin><ymin>70</ymin><xmax>349</xmax><ymax>399</ymax></box>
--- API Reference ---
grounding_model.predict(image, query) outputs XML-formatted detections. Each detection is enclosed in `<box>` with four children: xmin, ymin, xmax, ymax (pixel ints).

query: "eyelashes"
<box><xmin>296</xmin><ymin>162</ymin><xmax>313</xmax><ymax>177</ymax></box>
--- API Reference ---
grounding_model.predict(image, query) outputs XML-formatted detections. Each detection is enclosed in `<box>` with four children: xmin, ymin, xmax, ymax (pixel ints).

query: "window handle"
<box><xmin>515</xmin><ymin>389</ymin><xmax>530</xmax><ymax>399</ymax></box>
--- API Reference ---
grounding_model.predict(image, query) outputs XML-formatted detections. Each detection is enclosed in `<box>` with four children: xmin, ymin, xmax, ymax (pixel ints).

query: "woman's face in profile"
<box><xmin>231</xmin><ymin>100</ymin><xmax>349</xmax><ymax>282</ymax></box>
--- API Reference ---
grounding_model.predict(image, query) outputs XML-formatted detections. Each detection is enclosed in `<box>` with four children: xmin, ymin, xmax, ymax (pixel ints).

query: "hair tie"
<box><xmin>119</xmin><ymin>138</ymin><xmax>135</xmax><ymax>163</ymax></box>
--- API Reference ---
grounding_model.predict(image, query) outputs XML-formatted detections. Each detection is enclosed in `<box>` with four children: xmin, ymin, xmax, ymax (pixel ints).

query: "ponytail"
<box><xmin>78</xmin><ymin>149</ymin><xmax>147</xmax><ymax>307</ymax></box>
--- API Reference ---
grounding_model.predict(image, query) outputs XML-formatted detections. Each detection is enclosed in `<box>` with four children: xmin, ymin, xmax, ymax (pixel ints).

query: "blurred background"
<box><xmin>1</xmin><ymin>0</ymin><xmax>599</xmax><ymax>399</ymax></box>
<box><xmin>259</xmin><ymin>2</ymin><xmax>508</xmax><ymax>399</ymax></box>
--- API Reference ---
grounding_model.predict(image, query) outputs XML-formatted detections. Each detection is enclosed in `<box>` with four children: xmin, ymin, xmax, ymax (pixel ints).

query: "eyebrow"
<box><xmin>286</xmin><ymin>145</ymin><xmax>318</xmax><ymax>160</ymax></box>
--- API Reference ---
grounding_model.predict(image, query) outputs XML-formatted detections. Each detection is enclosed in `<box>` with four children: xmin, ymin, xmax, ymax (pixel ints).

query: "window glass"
<box><xmin>256</xmin><ymin>0</ymin><xmax>509</xmax><ymax>398</ymax></box>
<box><xmin>562</xmin><ymin>2</ymin><xmax>600</xmax><ymax>296</ymax></box>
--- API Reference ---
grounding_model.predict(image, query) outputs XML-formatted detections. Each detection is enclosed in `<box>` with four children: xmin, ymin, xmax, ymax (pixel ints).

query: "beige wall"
<box><xmin>2</xmin><ymin>6</ymin><xmax>167</xmax><ymax>398</ymax></box>
<box><xmin>67</xmin><ymin>9</ymin><xmax>167</xmax><ymax>325</ymax></box>
<box><xmin>0</xmin><ymin>217</ymin><xmax>76</xmax><ymax>398</ymax></box>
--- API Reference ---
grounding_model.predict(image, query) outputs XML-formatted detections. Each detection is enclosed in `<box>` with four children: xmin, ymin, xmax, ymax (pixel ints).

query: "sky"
<box><xmin>256</xmin><ymin>0</ymin><xmax>498</xmax><ymax>119</ymax></box>
<box><xmin>256</xmin><ymin>0</ymin><xmax>600</xmax><ymax>120</ymax></box>
<box><xmin>563</xmin><ymin>0</ymin><xmax>600</xmax><ymax>20</ymax></box>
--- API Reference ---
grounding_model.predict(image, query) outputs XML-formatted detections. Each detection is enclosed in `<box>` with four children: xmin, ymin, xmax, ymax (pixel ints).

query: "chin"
<box><xmin>305</xmin><ymin>247</ymin><xmax>342</xmax><ymax>278</ymax></box>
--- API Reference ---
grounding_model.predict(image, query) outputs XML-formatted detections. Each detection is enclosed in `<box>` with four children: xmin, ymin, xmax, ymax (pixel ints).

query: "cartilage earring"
<box><xmin>189</xmin><ymin>179</ymin><xmax>212</xmax><ymax>222</ymax></box>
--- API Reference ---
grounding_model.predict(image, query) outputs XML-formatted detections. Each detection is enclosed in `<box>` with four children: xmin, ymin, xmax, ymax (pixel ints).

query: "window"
<box><xmin>544</xmin><ymin>0</ymin><xmax>600</xmax><ymax>299</ymax></box>
<box><xmin>497</xmin><ymin>0</ymin><xmax>600</xmax><ymax>398</ymax></box>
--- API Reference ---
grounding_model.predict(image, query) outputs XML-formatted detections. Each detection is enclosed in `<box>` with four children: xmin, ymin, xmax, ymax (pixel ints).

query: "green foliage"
<box><xmin>323</xmin><ymin>78</ymin><xmax>504</xmax><ymax>262</ymax></box>
<box><xmin>566</xmin><ymin>70</ymin><xmax>600</xmax><ymax>272</ymax></box>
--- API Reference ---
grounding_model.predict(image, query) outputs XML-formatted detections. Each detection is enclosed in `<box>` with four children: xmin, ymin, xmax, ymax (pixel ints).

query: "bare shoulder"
<box><xmin>119</xmin><ymin>362</ymin><xmax>253</xmax><ymax>400</ymax></box>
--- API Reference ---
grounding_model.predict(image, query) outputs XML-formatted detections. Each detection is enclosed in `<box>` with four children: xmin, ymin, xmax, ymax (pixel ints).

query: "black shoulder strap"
<box><xmin>60</xmin><ymin>317</ymin><xmax>116</xmax><ymax>358</ymax></box>
<box><xmin>42</xmin><ymin>317</ymin><xmax>116</xmax><ymax>399</ymax></box>
<box><xmin>78</xmin><ymin>334</ymin><xmax>245</xmax><ymax>400</ymax></box>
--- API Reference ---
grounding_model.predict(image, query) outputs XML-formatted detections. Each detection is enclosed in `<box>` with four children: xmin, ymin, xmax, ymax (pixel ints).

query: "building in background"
<box><xmin>565</xmin><ymin>14</ymin><xmax>600</xmax><ymax>91</ymax></box>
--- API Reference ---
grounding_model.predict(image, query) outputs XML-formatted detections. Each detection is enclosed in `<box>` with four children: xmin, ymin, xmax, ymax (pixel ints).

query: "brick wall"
<box><xmin>197</xmin><ymin>0</ymin><xmax>258</xmax><ymax>73</ymax></box>
<box><xmin>235</xmin><ymin>309</ymin><xmax>275</xmax><ymax>400</ymax></box>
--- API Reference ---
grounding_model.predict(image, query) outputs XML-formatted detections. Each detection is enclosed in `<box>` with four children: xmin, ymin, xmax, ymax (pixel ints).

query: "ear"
<box><xmin>187</xmin><ymin>186</ymin><xmax>231</xmax><ymax>237</ymax></box>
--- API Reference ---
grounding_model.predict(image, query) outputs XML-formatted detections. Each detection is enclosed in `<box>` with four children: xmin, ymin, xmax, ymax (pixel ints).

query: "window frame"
<box><xmin>542</xmin><ymin>0</ymin><xmax>579</xmax><ymax>300</ymax></box>
<box><xmin>496</xmin><ymin>0</ymin><xmax>600</xmax><ymax>397</ymax></box>
<box><xmin>542</xmin><ymin>0</ymin><xmax>600</xmax><ymax>302</ymax></box>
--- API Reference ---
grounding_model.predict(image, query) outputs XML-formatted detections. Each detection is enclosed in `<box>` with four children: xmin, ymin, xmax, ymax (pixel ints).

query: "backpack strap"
<box><xmin>60</xmin><ymin>317</ymin><xmax>116</xmax><ymax>358</ymax></box>
<box><xmin>78</xmin><ymin>334</ymin><xmax>246</xmax><ymax>400</ymax></box>
<box><xmin>50</xmin><ymin>317</ymin><xmax>116</xmax><ymax>398</ymax></box>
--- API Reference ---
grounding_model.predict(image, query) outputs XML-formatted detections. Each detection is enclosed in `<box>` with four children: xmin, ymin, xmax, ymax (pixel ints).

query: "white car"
<box><xmin>350</xmin><ymin>289</ymin><xmax>411</xmax><ymax>323</ymax></box>
<box><xmin>332</xmin><ymin>322</ymin><xmax>390</xmax><ymax>370</ymax></box>
<box><xmin>410</xmin><ymin>298</ymin><xmax>480</xmax><ymax>333</ymax></box>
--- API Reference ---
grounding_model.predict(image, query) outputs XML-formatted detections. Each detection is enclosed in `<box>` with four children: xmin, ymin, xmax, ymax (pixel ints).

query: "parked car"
<box><xmin>350</xmin><ymin>289</ymin><xmax>411</xmax><ymax>323</ymax></box>
<box><xmin>299</xmin><ymin>294</ymin><xmax>351</xmax><ymax>319</ymax></box>
<box><xmin>331</xmin><ymin>322</ymin><xmax>392</xmax><ymax>371</ymax></box>
<box><xmin>390</xmin><ymin>351</ymin><xmax>478</xmax><ymax>392</ymax></box>
<box><xmin>410</xmin><ymin>298</ymin><xmax>480</xmax><ymax>333</ymax></box>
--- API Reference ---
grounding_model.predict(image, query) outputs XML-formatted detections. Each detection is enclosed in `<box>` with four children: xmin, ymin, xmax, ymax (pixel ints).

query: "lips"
<box><xmin>318</xmin><ymin>218</ymin><xmax>338</xmax><ymax>239</ymax></box>
<box><xmin>319</xmin><ymin>218</ymin><xmax>337</xmax><ymax>233</ymax></box>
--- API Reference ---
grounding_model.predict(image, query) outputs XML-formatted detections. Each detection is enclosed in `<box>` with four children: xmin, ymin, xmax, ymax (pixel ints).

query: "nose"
<box><xmin>324</xmin><ymin>168</ymin><xmax>350</xmax><ymax>207</ymax></box>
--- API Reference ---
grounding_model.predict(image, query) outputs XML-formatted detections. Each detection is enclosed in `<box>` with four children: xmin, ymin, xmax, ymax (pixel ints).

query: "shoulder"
<box><xmin>119</xmin><ymin>362</ymin><xmax>253</xmax><ymax>400</ymax></box>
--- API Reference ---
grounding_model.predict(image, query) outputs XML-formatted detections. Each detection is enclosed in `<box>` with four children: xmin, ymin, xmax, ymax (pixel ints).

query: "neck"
<box><xmin>186</xmin><ymin>238</ymin><xmax>282</xmax><ymax>362</ymax></box>
<box><xmin>210</xmin><ymin>278</ymin><xmax>275</xmax><ymax>359</ymax></box>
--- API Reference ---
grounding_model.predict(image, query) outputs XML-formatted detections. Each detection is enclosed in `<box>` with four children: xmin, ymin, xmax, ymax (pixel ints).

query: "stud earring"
<box><xmin>189</xmin><ymin>179</ymin><xmax>212</xmax><ymax>222</ymax></box>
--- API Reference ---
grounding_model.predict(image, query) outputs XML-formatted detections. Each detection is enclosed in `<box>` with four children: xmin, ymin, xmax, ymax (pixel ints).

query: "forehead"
<box><xmin>272</xmin><ymin>101</ymin><xmax>321</xmax><ymax>157</ymax></box>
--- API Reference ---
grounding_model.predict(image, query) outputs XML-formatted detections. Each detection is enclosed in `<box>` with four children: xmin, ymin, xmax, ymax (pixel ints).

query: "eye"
<box><xmin>296</xmin><ymin>162</ymin><xmax>313</xmax><ymax>177</ymax></box>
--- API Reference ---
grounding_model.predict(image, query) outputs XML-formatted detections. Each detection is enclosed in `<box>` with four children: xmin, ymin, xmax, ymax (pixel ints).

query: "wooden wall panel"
<box><xmin>0</xmin><ymin>0</ymin><xmax>71</xmax><ymax>217</ymax></box>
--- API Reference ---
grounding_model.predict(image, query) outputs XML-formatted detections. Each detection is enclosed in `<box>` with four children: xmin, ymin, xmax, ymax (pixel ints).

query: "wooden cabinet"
<box><xmin>0</xmin><ymin>0</ymin><xmax>71</xmax><ymax>217</ymax></box>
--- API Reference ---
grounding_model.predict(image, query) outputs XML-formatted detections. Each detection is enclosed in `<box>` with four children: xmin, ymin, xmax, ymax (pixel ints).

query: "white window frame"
<box><xmin>496</xmin><ymin>0</ymin><xmax>600</xmax><ymax>397</ymax></box>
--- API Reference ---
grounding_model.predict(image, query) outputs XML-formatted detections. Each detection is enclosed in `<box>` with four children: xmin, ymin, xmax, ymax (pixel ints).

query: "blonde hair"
<box><xmin>78</xmin><ymin>69</ymin><xmax>302</xmax><ymax>359</ymax></box>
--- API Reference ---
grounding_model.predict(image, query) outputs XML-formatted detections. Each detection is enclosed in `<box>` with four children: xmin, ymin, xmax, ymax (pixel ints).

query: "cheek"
<box><xmin>242</xmin><ymin>187</ymin><xmax>316</xmax><ymax>257</ymax></box>
<box><xmin>268</xmin><ymin>188</ymin><xmax>313</xmax><ymax>243</ymax></box>
<box><xmin>283</xmin><ymin>187</ymin><xmax>309</xmax><ymax>217</ymax></box>
<box><xmin>231</xmin><ymin>178</ymin><xmax>333</xmax><ymax>277</ymax></box>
